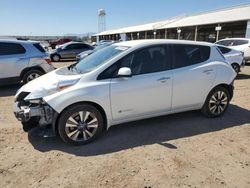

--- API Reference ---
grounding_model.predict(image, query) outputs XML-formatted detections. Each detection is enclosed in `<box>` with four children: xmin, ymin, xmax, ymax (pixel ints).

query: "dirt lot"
<box><xmin>0</xmin><ymin>62</ymin><xmax>250</xmax><ymax>188</ymax></box>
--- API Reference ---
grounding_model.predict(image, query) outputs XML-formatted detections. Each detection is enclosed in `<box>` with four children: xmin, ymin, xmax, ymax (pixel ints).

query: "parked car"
<box><xmin>50</xmin><ymin>42</ymin><xmax>94</xmax><ymax>62</ymax></box>
<box><xmin>76</xmin><ymin>42</ymin><xmax>115</xmax><ymax>62</ymax></box>
<box><xmin>216</xmin><ymin>45</ymin><xmax>245</xmax><ymax>73</ymax></box>
<box><xmin>0</xmin><ymin>39</ymin><xmax>54</xmax><ymax>85</ymax></box>
<box><xmin>14</xmin><ymin>40</ymin><xmax>236</xmax><ymax>145</ymax></box>
<box><xmin>215</xmin><ymin>38</ymin><xmax>250</xmax><ymax>62</ymax></box>
<box><xmin>49</xmin><ymin>38</ymin><xmax>72</xmax><ymax>49</ymax></box>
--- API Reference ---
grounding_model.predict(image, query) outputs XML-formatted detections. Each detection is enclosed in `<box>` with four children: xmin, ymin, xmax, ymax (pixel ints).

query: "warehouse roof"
<box><xmin>94</xmin><ymin>4</ymin><xmax>250</xmax><ymax>36</ymax></box>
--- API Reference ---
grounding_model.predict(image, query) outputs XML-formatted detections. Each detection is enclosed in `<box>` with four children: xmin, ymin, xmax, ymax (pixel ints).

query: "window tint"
<box><xmin>33</xmin><ymin>43</ymin><xmax>46</xmax><ymax>53</ymax></box>
<box><xmin>218</xmin><ymin>46</ymin><xmax>231</xmax><ymax>54</ymax></box>
<box><xmin>232</xmin><ymin>40</ymin><xmax>249</xmax><ymax>46</ymax></box>
<box><xmin>98</xmin><ymin>45</ymin><xmax>170</xmax><ymax>80</ymax></box>
<box><xmin>216</xmin><ymin>40</ymin><xmax>234</xmax><ymax>46</ymax></box>
<box><xmin>65</xmin><ymin>44</ymin><xmax>76</xmax><ymax>50</ymax></box>
<box><xmin>172</xmin><ymin>44</ymin><xmax>210</xmax><ymax>69</ymax></box>
<box><xmin>0</xmin><ymin>42</ymin><xmax>26</xmax><ymax>55</ymax></box>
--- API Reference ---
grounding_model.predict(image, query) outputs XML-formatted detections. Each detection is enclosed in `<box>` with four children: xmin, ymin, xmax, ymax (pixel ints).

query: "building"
<box><xmin>93</xmin><ymin>4</ymin><xmax>250</xmax><ymax>43</ymax></box>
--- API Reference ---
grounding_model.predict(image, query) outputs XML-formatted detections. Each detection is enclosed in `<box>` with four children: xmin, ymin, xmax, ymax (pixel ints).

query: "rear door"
<box><xmin>171</xmin><ymin>44</ymin><xmax>216</xmax><ymax>110</ymax></box>
<box><xmin>0</xmin><ymin>42</ymin><xmax>29</xmax><ymax>79</ymax></box>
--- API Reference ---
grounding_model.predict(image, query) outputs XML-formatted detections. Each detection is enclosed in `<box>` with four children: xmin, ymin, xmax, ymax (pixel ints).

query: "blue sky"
<box><xmin>0</xmin><ymin>0</ymin><xmax>250</xmax><ymax>36</ymax></box>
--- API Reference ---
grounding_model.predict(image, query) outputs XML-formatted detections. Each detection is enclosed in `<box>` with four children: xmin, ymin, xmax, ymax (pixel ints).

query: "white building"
<box><xmin>93</xmin><ymin>4</ymin><xmax>250</xmax><ymax>43</ymax></box>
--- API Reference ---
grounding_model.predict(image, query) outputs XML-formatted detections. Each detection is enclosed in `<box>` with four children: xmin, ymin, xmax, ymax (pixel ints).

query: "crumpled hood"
<box><xmin>16</xmin><ymin>67</ymin><xmax>82</xmax><ymax>100</ymax></box>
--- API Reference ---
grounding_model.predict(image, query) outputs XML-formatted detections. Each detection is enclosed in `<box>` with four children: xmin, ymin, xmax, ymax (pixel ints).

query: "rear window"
<box><xmin>216</xmin><ymin>40</ymin><xmax>234</xmax><ymax>46</ymax></box>
<box><xmin>172</xmin><ymin>44</ymin><xmax>210</xmax><ymax>69</ymax></box>
<box><xmin>0</xmin><ymin>42</ymin><xmax>26</xmax><ymax>55</ymax></box>
<box><xmin>232</xmin><ymin>40</ymin><xmax>249</xmax><ymax>46</ymax></box>
<box><xmin>33</xmin><ymin>43</ymin><xmax>46</xmax><ymax>53</ymax></box>
<box><xmin>218</xmin><ymin>46</ymin><xmax>231</xmax><ymax>54</ymax></box>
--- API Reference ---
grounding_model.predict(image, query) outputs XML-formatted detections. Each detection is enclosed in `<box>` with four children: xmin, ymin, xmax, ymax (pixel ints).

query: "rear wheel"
<box><xmin>57</xmin><ymin>104</ymin><xmax>104</xmax><ymax>145</ymax></box>
<box><xmin>201</xmin><ymin>86</ymin><xmax>230</xmax><ymax>118</ymax></box>
<box><xmin>22</xmin><ymin>70</ymin><xmax>43</xmax><ymax>84</ymax></box>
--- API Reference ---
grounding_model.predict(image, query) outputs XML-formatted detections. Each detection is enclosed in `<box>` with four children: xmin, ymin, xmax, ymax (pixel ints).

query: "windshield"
<box><xmin>75</xmin><ymin>45</ymin><xmax>129</xmax><ymax>73</ymax></box>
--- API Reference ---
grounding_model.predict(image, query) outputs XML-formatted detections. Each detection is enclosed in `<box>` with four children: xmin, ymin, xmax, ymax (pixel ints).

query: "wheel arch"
<box><xmin>207</xmin><ymin>83</ymin><xmax>234</xmax><ymax>101</ymax></box>
<box><xmin>20</xmin><ymin>66</ymin><xmax>46</xmax><ymax>80</ymax></box>
<box><xmin>53</xmin><ymin>101</ymin><xmax>108</xmax><ymax>135</ymax></box>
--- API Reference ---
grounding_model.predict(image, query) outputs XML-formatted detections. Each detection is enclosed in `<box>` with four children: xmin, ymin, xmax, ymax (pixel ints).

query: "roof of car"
<box><xmin>0</xmin><ymin>39</ymin><xmax>40</xmax><ymax>44</ymax></box>
<box><xmin>114</xmin><ymin>39</ymin><xmax>215</xmax><ymax>48</ymax></box>
<box><xmin>217</xmin><ymin>38</ymin><xmax>250</xmax><ymax>41</ymax></box>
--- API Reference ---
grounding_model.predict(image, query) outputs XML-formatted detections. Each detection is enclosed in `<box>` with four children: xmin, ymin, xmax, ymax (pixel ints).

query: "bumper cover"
<box><xmin>13</xmin><ymin>102</ymin><xmax>54</xmax><ymax>126</ymax></box>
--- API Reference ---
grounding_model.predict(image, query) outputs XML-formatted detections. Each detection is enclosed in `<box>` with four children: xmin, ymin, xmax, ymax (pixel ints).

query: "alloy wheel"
<box><xmin>65</xmin><ymin>111</ymin><xmax>99</xmax><ymax>142</ymax></box>
<box><xmin>208</xmin><ymin>91</ymin><xmax>228</xmax><ymax>115</ymax></box>
<box><xmin>27</xmin><ymin>73</ymin><xmax>40</xmax><ymax>82</ymax></box>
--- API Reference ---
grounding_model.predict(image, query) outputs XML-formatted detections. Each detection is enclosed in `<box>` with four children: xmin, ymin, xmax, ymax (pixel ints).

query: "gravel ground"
<box><xmin>0</xmin><ymin>62</ymin><xmax>249</xmax><ymax>188</ymax></box>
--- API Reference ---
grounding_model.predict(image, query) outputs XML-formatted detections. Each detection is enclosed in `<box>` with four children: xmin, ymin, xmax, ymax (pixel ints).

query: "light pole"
<box><xmin>177</xmin><ymin>28</ymin><xmax>182</xmax><ymax>40</ymax></box>
<box><xmin>153</xmin><ymin>30</ymin><xmax>157</xmax><ymax>39</ymax></box>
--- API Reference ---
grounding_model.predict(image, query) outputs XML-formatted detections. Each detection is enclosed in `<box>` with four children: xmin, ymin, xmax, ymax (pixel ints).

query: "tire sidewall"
<box><xmin>57</xmin><ymin>104</ymin><xmax>104</xmax><ymax>145</ymax></box>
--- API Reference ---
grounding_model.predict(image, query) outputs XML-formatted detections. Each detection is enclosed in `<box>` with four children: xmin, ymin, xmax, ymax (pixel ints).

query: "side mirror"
<box><xmin>117</xmin><ymin>67</ymin><xmax>132</xmax><ymax>77</ymax></box>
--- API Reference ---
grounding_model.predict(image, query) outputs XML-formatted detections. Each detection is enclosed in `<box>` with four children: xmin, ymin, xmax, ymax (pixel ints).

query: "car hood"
<box><xmin>15</xmin><ymin>67</ymin><xmax>82</xmax><ymax>100</ymax></box>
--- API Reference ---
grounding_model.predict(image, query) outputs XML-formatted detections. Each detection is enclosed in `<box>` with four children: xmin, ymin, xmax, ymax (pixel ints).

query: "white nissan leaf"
<box><xmin>13</xmin><ymin>40</ymin><xmax>236</xmax><ymax>145</ymax></box>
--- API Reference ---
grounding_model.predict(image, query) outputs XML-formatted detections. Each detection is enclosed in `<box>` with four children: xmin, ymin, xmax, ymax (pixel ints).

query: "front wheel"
<box><xmin>201</xmin><ymin>86</ymin><xmax>230</xmax><ymax>118</ymax></box>
<box><xmin>57</xmin><ymin>104</ymin><xmax>104</xmax><ymax>145</ymax></box>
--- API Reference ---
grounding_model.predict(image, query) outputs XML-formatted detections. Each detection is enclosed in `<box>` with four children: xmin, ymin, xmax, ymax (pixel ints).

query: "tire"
<box><xmin>22</xmin><ymin>69</ymin><xmax>43</xmax><ymax>84</ymax></box>
<box><xmin>51</xmin><ymin>54</ymin><xmax>61</xmax><ymax>62</ymax></box>
<box><xmin>231</xmin><ymin>63</ymin><xmax>240</xmax><ymax>74</ymax></box>
<box><xmin>57</xmin><ymin>104</ymin><xmax>104</xmax><ymax>145</ymax></box>
<box><xmin>201</xmin><ymin>86</ymin><xmax>230</xmax><ymax>118</ymax></box>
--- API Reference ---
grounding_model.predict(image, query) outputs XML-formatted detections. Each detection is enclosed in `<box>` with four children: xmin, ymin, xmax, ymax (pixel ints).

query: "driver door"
<box><xmin>109</xmin><ymin>45</ymin><xmax>173</xmax><ymax>121</ymax></box>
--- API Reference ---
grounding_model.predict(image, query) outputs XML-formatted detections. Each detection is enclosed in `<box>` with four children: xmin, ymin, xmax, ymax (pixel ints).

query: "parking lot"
<box><xmin>0</xmin><ymin>62</ymin><xmax>250</xmax><ymax>188</ymax></box>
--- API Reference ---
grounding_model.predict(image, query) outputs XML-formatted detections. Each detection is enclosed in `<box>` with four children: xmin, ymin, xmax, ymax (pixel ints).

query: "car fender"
<box><xmin>43</xmin><ymin>81</ymin><xmax>112</xmax><ymax>127</ymax></box>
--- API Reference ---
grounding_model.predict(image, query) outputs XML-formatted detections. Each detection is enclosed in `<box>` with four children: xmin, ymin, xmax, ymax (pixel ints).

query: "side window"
<box><xmin>218</xmin><ymin>46</ymin><xmax>231</xmax><ymax>54</ymax></box>
<box><xmin>0</xmin><ymin>42</ymin><xmax>26</xmax><ymax>55</ymax></box>
<box><xmin>233</xmin><ymin>40</ymin><xmax>248</xmax><ymax>46</ymax></box>
<box><xmin>172</xmin><ymin>44</ymin><xmax>210</xmax><ymax>69</ymax></box>
<box><xmin>131</xmin><ymin>46</ymin><xmax>169</xmax><ymax>75</ymax></box>
<box><xmin>97</xmin><ymin>45</ymin><xmax>169</xmax><ymax>80</ymax></box>
<box><xmin>97</xmin><ymin>54</ymin><xmax>133</xmax><ymax>80</ymax></box>
<box><xmin>65</xmin><ymin>44</ymin><xmax>76</xmax><ymax>50</ymax></box>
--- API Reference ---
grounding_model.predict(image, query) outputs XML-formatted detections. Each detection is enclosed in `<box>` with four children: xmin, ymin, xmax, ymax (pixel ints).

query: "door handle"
<box><xmin>157</xmin><ymin>77</ymin><xmax>171</xmax><ymax>82</ymax></box>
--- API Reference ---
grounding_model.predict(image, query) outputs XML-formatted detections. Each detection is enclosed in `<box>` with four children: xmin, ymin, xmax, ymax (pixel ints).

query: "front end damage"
<box><xmin>13</xmin><ymin>91</ymin><xmax>56</xmax><ymax>132</ymax></box>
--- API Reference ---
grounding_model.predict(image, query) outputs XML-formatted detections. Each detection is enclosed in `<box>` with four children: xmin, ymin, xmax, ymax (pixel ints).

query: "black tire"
<box><xmin>57</xmin><ymin>104</ymin><xmax>104</xmax><ymax>145</ymax></box>
<box><xmin>51</xmin><ymin>54</ymin><xmax>61</xmax><ymax>62</ymax></box>
<box><xmin>231</xmin><ymin>63</ymin><xmax>240</xmax><ymax>74</ymax></box>
<box><xmin>201</xmin><ymin>86</ymin><xmax>230</xmax><ymax>118</ymax></box>
<box><xmin>22</xmin><ymin>69</ymin><xmax>43</xmax><ymax>84</ymax></box>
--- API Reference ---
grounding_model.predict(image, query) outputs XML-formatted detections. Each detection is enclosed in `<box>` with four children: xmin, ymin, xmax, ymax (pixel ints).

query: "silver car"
<box><xmin>0</xmin><ymin>39</ymin><xmax>54</xmax><ymax>85</ymax></box>
<box><xmin>50</xmin><ymin>42</ymin><xmax>94</xmax><ymax>62</ymax></box>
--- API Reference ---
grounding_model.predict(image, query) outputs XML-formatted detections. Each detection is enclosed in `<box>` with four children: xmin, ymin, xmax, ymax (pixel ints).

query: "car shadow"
<box><xmin>236</xmin><ymin>73</ymin><xmax>250</xmax><ymax>80</ymax></box>
<box><xmin>0</xmin><ymin>84</ymin><xmax>22</xmax><ymax>97</ymax></box>
<box><xmin>28</xmin><ymin>104</ymin><xmax>250</xmax><ymax>156</ymax></box>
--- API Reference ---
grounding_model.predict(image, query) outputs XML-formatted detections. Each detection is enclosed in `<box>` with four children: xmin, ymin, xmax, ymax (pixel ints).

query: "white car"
<box><xmin>216</xmin><ymin>38</ymin><xmax>250</xmax><ymax>62</ymax></box>
<box><xmin>13</xmin><ymin>40</ymin><xmax>236</xmax><ymax>145</ymax></box>
<box><xmin>217</xmin><ymin>45</ymin><xmax>245</xmax><ymax>73</ymax></box>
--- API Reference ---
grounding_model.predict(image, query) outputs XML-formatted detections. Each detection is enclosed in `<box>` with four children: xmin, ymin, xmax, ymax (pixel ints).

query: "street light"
<box><xmin>177</xmin><ymin>28</ymin><xmax>182</xmax><ymax>40</ymax></box>
<box><xmin>153</xmin><ymin>31</ymin><xmax>157</xmax><ymax>39</ymax></box>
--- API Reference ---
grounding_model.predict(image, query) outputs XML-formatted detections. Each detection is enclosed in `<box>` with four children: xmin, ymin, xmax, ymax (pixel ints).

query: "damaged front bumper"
<box><xmin>13</xmin><ymin>97</ymin><xmax>56</xmax><ymax>132</ymax></box>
